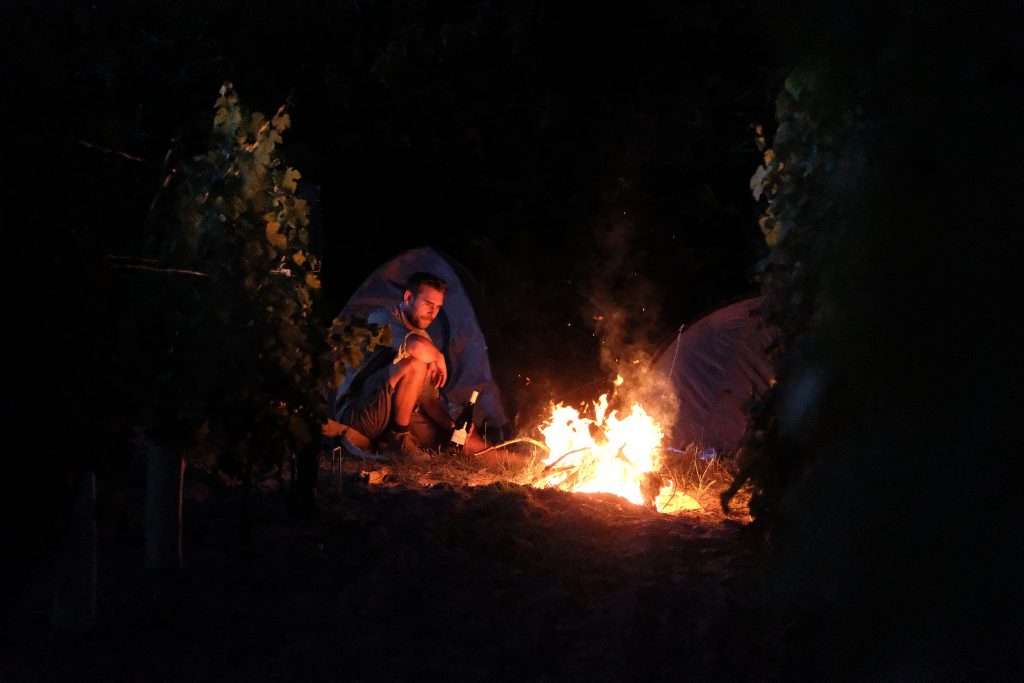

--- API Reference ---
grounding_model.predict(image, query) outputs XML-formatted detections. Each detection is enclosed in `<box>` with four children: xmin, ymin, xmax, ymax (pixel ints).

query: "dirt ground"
<box><xmin>6</xmin><ymin>448</ymin><xmax>774</xmax><ymax>682</ymax></box>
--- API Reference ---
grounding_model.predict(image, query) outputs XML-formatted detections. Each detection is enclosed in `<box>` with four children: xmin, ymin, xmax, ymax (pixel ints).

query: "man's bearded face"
<box><xmin>404</xmin><ymin>285</ymin><xmax>444</xmax><ymax>330</ymax></box>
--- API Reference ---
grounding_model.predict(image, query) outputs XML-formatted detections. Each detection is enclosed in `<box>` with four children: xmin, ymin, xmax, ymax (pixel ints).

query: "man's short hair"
<box><xmin>405</xmin><ymin>271</ymin><xmax>448</xmax><ymax>295</ymax></box>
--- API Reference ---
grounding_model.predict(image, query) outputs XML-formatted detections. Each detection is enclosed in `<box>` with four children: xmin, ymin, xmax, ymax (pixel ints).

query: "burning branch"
<box><xmin>613</xmin><ymin>444</ymin><xmax>634</xmax><ymax>468</ymax></box>
<box><xmin>539</xmin><ymin>446</ymin><xmax>590</xmax><ymax>473</ymax></box>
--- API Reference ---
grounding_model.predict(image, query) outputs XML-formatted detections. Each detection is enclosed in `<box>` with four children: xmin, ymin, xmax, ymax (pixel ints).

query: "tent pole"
<box><xmin>667</xmin><ymin>324</ymin><xmax>685</xmax><ymax>378</ymax></box>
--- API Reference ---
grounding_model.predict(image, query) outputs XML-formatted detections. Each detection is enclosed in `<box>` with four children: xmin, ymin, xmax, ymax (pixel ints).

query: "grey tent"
<box><xmin>652</xmin><ymin>296</ymin><xmax>777</xmax><ymax>452</ymax></box>
<box><xmin>333</xmin><ymin>246</ymin><xmax>509</xmax><ymax>433</ymax></box>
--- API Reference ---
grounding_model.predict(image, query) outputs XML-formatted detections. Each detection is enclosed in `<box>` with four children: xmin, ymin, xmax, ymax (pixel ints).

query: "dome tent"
<box><xmin>651</xmin><ymin>296</ymin><xmax>777</xmax><ymax>453</ymax></box>
<box><xmin>333</xmin><ymin>246</ymin><xmax>510</xmax><ymax>436</ymax></box>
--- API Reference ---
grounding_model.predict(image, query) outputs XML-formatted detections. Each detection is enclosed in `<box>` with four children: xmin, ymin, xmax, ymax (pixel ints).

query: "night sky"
<box><xmin>7</xmin><ymin>0</ymin><xmax>786</xmax><ymax>425</ymax></box>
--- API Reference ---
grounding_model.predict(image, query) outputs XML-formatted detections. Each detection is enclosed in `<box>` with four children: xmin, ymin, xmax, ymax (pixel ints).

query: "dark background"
<box><xmin>5</xmin><ymin>0</ymin><xmax>783</xmax><ymax>429</ymax></box>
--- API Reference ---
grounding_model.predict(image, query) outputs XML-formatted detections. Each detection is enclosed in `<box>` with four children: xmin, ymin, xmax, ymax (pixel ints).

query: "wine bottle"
<box><xmin>447</xmin><ymin>390</ymin><xmax>479</xmax><ymax>455</ymax></box>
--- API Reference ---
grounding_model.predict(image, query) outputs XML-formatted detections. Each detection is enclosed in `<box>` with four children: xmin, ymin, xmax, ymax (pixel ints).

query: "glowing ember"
<box><xmin>655</xmin><ymin>483</ymin><xmax>703</xmax><ymax>513</ymax></box>
<box><xmin>533</xmin><ymin>391</ymin><xmax>668</xmax><ymax>506</ymax></box>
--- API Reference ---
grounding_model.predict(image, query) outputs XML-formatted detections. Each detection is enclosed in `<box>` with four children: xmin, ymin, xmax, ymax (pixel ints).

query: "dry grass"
<box><xmin>321</xmin><ymin>438</ymin><xmax>542</xmax><ymax>489</ymax></box>
<box><xmin>322</xmin><ymin>436</ymin><xmax>754</xmax><ymax>520</ymax></box>
<box><xmin>657</xmin><ymin>443</ymin><xmax>752</xmax><ymax>514</ymax></box>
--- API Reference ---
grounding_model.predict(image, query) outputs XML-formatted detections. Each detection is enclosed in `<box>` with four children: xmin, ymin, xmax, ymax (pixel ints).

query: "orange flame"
<box><xmin>532</xmin><ymin>392</ymin><xmax>665</xmax><ymax>505</ymax></box>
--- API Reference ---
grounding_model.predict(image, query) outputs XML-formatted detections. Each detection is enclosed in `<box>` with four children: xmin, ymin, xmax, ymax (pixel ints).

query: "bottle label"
<box><xmin>450</xmin><ymin>426</ymin><xmax>468</xmax><ymax>446</ymax></box>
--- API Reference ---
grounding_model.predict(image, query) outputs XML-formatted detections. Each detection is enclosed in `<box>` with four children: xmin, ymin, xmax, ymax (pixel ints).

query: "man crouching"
<box><xmin>323</xmin><ymin>272</ymin><xmax>484</xmax><ymax>462</ymax></box>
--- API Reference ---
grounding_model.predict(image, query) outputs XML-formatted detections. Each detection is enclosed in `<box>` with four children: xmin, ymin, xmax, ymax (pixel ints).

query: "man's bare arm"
<box><xmin>404</xmin><ymin>334</ymin><xmax>448</xmax><ymax>387</ymax></box>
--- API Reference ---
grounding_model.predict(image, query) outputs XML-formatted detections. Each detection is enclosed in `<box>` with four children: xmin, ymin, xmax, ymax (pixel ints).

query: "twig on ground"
<box><xmin>110</xmin><ymin>263</ymin><xmax>209</xmax><ymax>277</ymax></box>
<box><xmin>474</xmin><ymin>437</ymin><xmax>550</xmax><ymax>457</ymax></box>
<box><xmin>79</xmin><ymin>139</ymin><xmax>150</xmax><ymax>163</ymax></box>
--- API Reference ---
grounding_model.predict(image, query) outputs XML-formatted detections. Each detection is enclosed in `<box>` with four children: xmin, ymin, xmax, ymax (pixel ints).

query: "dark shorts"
<box><xmin>338</xmin><ymin>367</ymin><xmax>395</xmax><ymax>440</ymax></box>
<box><xmin>337</xmin><ymin>366</ymin><xmax>446</xmax><ymax>449</ymax></box>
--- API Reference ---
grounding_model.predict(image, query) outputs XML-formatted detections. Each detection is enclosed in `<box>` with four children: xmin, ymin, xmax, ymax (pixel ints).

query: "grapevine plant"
<box><xmin>131</xmin><ymin>83</ymin><xmax>385</xmax><ymax>478</ymax></box>
<box><xmin>728</xmin><ymin>62</ymin><xmax>873</xmax><ymax>521</ymax></box>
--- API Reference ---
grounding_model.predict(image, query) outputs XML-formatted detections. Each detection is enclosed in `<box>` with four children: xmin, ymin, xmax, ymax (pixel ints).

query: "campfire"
<box><xmin>529</xmin><ymin>379</ymin><xmax>701</xmax><ymax>513</ymax></box>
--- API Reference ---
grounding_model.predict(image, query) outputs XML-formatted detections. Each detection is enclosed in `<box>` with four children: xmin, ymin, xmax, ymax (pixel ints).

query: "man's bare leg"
<box><xmin>388</xmin><ymin>357</ymin><xmax>428</xmax><ymax>427</ymax></box>
<box><xmin>378</xmin><ymin>358</ymin><xmax>431</xmax><ymax>461</ymax></box>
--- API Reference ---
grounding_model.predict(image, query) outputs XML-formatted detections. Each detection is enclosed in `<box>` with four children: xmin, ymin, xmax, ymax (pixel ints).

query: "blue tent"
<box><xmin>333</xmin><ymin>246</ymin><xmax>510</xmax><ymax>434</ymax></box>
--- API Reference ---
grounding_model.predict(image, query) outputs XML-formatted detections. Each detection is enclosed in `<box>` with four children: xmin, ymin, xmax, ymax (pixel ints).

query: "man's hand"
<box><xmin>427</xmin><ymin>362</ymin><xmax>442</xmax><ymax>388</ymax></box>
<box><xmin>429</xmin><ymin>355</ymin><xmax>448</xmax><ymax>388</ymax></box>
<box><xmin>405</xmin><ymin>335</ymin><xmax>447</xmax><ymax>388</ymax></box>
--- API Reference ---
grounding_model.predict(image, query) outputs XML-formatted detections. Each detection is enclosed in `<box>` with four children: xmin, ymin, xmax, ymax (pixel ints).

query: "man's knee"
<box><xmin>392</xmin><ymin>356</ymin><xmax>428</xmax><ymax>386</ymax></box>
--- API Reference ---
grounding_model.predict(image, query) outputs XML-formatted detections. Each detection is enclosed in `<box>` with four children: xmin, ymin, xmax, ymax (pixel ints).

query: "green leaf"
<box><xmin>282</xmin><ymin>167</ymin><xmax>301</xmax><ymax>192</ymax></box>
<box><xmin>265</xmin><ymin>220</ymin><xmax>288</xmax><ymax>250</ymax></box>
<box><xmin>248</xmin><ymin>111</ymin><xmax>267</xmax><ymax>135</ymax></box>
<box><xmin>272</xmin><ymin>111</ymin><xmax>291</xmax><ymax>133</ymax></box>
